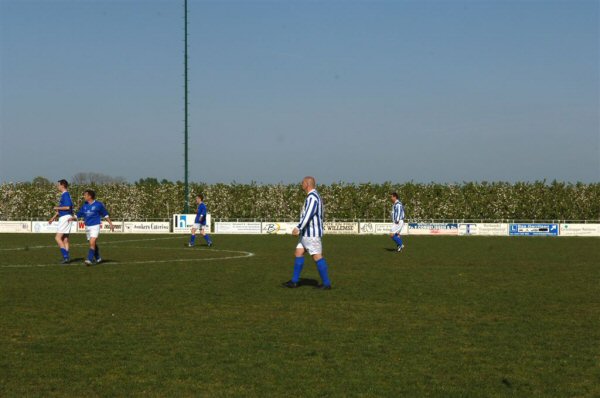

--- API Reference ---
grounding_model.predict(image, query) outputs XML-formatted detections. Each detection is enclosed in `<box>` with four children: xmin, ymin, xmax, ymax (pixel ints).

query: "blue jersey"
<box><xmin>392</xmin><ymin>200</ymin><xmax>405</xmax><ymax>223</ymax></box>
<box><xmin>195</xmin><ymin>202</ymin><xmax>207</xmax><ymax>225</ymax></box>
<box><xmin>58</xmin><ymin>191</ymin><xmax>73</xmax><ymax>217</ymax></box>
<box><xmin>297</xmin><ymin>190</ymin><xmax>324</xmax><ymax>237</ymax></box>
<box><xmin>76</xmin><ymin>200</ymin><xmax>109</xmax><ymax>226</ymax></box>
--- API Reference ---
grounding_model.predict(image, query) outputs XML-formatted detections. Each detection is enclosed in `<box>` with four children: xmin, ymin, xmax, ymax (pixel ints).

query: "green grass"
<box><xmin>1</xmin><ymin>234</ymin><xmax>599</xmax><ymax>397</ymax></box>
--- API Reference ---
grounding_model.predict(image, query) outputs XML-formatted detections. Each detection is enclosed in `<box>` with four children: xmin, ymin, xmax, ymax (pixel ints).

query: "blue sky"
<box><xmin>1</xmin><ymin>0</ymin><xmax>598</xmax><ymax>184</ymax></box>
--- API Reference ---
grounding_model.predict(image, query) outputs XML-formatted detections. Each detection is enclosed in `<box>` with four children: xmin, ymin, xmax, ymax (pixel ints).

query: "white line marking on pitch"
<box><xmin>0</xmin><ymin>248</ymin><xmax>255</xmax><ymax>268</ymax></box>
<box><xmin>0</xmin><ymin>236</ymin><xmax>183</xmax><ymax>251</ymax></box>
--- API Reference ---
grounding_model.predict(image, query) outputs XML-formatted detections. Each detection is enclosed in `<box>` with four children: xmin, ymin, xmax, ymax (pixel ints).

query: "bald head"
<box><xmin>302</xmin><ymin>176</ymin><xmax>316</xmax><ymax>193</ymax></box>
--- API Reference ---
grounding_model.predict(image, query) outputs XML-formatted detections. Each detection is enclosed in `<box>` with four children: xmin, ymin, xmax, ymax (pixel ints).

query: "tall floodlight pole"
<box><xmin>183</xmin><ymin>0</ymin><xmax>189</xmax><ymax>213</ymax></box>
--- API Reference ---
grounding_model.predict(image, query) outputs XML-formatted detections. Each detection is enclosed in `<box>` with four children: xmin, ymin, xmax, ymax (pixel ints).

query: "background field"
<box><xmin>1</xmin><ymin>234</ymin><xmax>599</xmax><ymax>397</ymax></box>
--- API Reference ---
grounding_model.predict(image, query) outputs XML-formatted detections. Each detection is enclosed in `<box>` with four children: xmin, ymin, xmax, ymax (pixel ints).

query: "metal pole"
<box><xmin>183</xmin><ymin>0</ymin><xmax>189</xmax><ymax>213</ymax></box>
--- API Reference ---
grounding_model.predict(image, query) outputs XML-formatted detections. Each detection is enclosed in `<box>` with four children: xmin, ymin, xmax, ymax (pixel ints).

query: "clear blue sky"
<box><xmin>1</xmin><ymin>0</ymin><xmax>598</xmax><ymax>184</ymax></box>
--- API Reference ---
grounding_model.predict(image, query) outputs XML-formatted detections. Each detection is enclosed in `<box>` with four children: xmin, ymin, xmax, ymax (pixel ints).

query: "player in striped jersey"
<box><xmin>390</xmin><ymin>192</ymin><xmax>405</xmax><ymax>252</ymax></box>
<box><xmin>283</xmin><ymin>176</ymin><xmax>332</xmax><ymax>290</ymax></box>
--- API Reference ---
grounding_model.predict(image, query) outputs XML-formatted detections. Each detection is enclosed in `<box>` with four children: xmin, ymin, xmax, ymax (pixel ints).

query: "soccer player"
<box><xmin>48</xmin><ymin>179</ymin><xmax>74</xmax><ymax>264</ymax></box>
<box><xmin>390</xmin><ymin>192</ymin><xmax>405</xmax><ymax>252</ymax></box>
<box><xmin>189</xmin><ymin>193</ymin><xmax>212</xmax><ymax>247</ymax></box>
<box><xmin>283</xmin><ymin>176</ymin><xmax>332</xmax><ymax>290</ymax></box>
<box><xmin>70</xmin><ymin>190</ymin><xmax>114</xmax><ymax>265</ymax></box>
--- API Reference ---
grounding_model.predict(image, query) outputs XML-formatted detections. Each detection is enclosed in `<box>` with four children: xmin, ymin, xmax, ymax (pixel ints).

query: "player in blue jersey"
<box><xmin>283</xmin><ymin>176</ymin><xmax>332</xmax><ymax>290</ymax></box>
<box><xmin>390</xmin><ymin>192</ymin><xmax>405</xmax><ymax>252</ymax></box>
<box><xmin>70</xmin><ymin>190</ymin><xmax>114</xmax><ymax>265</ymax></box>
<box><xmin>48</xmin><ymin>179</ymin><xmax>74</xmax><ymax>264</ymax></box>
<box><xmin>189</xmin><ymin>193</ymin><xmax>213</xmax><ymax>247</ymax></box>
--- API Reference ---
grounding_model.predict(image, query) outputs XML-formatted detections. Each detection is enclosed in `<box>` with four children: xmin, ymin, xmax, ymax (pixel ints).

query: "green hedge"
<box><xmin>1</xmin><ymin>181</ymin><xmax>598</xmax><ymax>221</ymax></box>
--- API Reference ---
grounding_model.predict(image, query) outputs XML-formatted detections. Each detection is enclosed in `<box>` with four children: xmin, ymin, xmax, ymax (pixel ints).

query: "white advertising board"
<box><xmin>360</xmin><ymin>222</ymin><xmax>408</xmax><ymax>235</ymax></box>
<box><xmin>323</xmin><ymin>222</ymin><xmax>359</xmax><ymax>234</ymax></box>
<box><xmin>560</xmin><ymin>224</ymin><xmax>600</xmax><ymax>237</ymax></box>
<box><xmin>76</xmin><ymin>220</ymin><xmax>124</xmax><ymax>233</ymax></box>
<box><xmin>262</xmin><ymin>222</ymin><xmax>297</xmax><ymax>235</ymax></box>
<box><xmin>214</xmin><ymin>222</ymin><xmax>262</xmax><ymax>234</ymax></box>
<box><xmin>458</xmin><ymin>223</ymin><xmax>509</xmax><ymax>236</ymax></box>
<box><xmin>124</xmin><ymin>221</ymin><xmax>170</xmax><ymax>234</ymax></box>
<box><xmin>172</xmin><ymin>214</ymin><xmax>212</xmax><ymax>234</ymax></box>
<box><xmin>32</xmin><ymin>220</ymin><xmax>78</xmax><ymax>234</ymax></box>
<box><xmin>408</xmin><ymin>223</ymin><xmax>459</xmax><ymax>236</ymax></box>
<box><xmin>0</xmin><ymin>221</ymin><xmax>31</xmax><ymax>233</ymax></box>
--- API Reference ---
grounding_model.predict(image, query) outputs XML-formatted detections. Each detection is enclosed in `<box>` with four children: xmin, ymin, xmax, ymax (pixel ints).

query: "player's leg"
<box><xmin>86</xmin><ymin>237</ymin><xmax>97</xmax><ymax>264</ymax></box>
<box><xmin>200</xmin><ymin>226</ymin><xmax>213</xmax><ymax>246</ymax></box>
<box><xmin>390</xmin><ymin>222</ymin><xmax>404</xmax><ymax>250</ymax></box>
<box><xmin>55</xmin><ymin>233</ymin><xmax>69</xmax><ymax>262</ymax></box>
<box><xmin>309</xmin><ymin>239</ymin><xmax>331</xmax><ymax>289</ymax></box>
<box><xmin>85</xmin><ymin>225</ymin><xmax>99</xmax><ymax>265</ymax></box>
<box><xmin>189</xmin><ymin>226</ymin><xmax>197</xmax><ymax>246</ymax></box>
<box><xmin>283</xmin><ymin>242</ymin><xmax>306</xmax><ymax>287</ymax></box>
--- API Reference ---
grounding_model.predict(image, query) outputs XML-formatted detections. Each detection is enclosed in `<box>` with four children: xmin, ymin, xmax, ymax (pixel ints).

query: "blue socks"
<box><xmin>94</xmin><ymin>245</ymin><xmax>100</xmax><ymax>259</ymax></box>
<box><xmin>189</xmin><ymin>235</ymin><xmax>196</xmax><ymax>245</ymax></box>
<box><xmin>316</xmin><ymin>258</ymin><xmax>331</xmax><ymax>287</ymax></box>
<box><xmin>392</xmin><ymin>235</ymin><xmax>403</xmax><ymax>246</ymax></box>
<box><xmin>204</xmin><ymin>234</ymin><xmax>212</xmax><ymax>244</ymax></box>
<box><xmin>60</xmin><ymin>248</ymin><xmax>69</xmax><ymax>259</ymax></box>
<box><xmin>292</xmin><ymin>256</ymin><xmax>305</xmax><ymax>283</ymax></box>
<box><xmin>87</xmin><ymin>249</ymin><xmax>95</xmax><ymax>262</ymax></box>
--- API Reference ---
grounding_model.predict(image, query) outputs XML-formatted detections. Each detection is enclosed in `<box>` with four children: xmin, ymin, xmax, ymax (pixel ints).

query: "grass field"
<box><xmin>1</xmin><ymin>233</ymin><xmax>599</xmax><ymax>397</ymax></box>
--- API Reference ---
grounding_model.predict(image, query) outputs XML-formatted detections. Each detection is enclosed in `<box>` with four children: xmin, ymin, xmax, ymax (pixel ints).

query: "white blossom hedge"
<box><xmin>1</xmin><ymin>181</ymin><xmax>598</xmax><ymax>221</ymax></box>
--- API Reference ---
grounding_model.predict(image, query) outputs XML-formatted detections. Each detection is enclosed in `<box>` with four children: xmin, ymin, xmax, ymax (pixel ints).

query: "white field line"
<box><xmin>0</xmin><ymin>248</ymin><xmax>254</xmax><ymax>268</ymax></box>
<box><xmin>0</xmin><ymin>236</ymin><xmax>182</xmax><ymax>251</ymax></box>
<box><xmin>0</xmin><ymin>236</ymin><xmax>255</xmax><ymax>268</ymax></box>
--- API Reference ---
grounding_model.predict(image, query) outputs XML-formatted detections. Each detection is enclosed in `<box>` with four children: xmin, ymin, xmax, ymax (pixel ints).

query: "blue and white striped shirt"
<box><xmin>297</xmin><ymin>189</ymin><xmax>324</xmax><ymax>237</ymax></box>
<box><xmin>392</xmin><ymin>199</ymin><xmax>405</xmax><ymax>223</ymax></box>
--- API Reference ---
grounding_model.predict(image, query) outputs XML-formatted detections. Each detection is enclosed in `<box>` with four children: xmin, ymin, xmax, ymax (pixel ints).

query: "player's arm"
<box><xmin>294</xmin><ymin>197</ymin><xmax>317</xmax><ymax>235</ymax></box>
<box><xmin>48</xmin><ymin>212</ymin><xmax>58</xmax><ymax>224</ymax></box>
<box><xmin>100</xmin><ymin>204</ymin><xmax>114</xmax><ymax>232</ymax></box>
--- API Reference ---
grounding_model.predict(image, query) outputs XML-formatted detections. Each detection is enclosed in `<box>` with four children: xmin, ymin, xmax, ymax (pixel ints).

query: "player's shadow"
<box><xmin>384</xmin><ymin>248</ymin><xmax>398</xmax><ymax>252</ymax></box>
<box><xmin>296</xmin><ymin>278</ymin><xmax>319</xmax><ymax>287</ymax></box>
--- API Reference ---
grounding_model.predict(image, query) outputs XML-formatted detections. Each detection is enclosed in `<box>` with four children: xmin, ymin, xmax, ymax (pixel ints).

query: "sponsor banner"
<box><xmin>509</xmin><ymin>223</ymin><xmax>558</xmax><ymax>236</ymax></box>
<box><xmin>76</xmin><ymin>220</ymin><xmax>124</xmax><ymax>233</ymax></box>
<box><xmin>0</xmin><ymin>221</ymin><xmax>31</xmax><ymax>233</ymax></box>
<box><xmin>323</xmin><ymin>222</ymin><xmax>359</xmax><ymax>235</ymax></box>
<box><xmin>172</xmin><ymin>214</ymin><xmax>212</xmax><ymax>234</ymax></box>
<box><xmin>262</xmin><ymin>222</ymin><xmax>297</xmax><ymax>235</ymax></box>
<box><xmin>214</xmin><ymin>222</ymin><xmax>262</xmax><ymax>234</ymax></box>
<box><xmin>124</xmin><ymin>221</ymin><xmax>170</xmax><ymax>234</ymax></box>
<box><xmin>32</xmin><ymin>220</ymin><xmax>78</xmax><ymax>234</ymax></box>
<box><xmin>359</xmin><ymin>222</ymin><xmax>408</xmax><ymax>235</ymax></box>
<box><xmin>458</xmin><ymin>223</ymin><xmax>509</xmax><ymax>236</ymax></box>
<box><xmin>408</xmin><ymin>223</ymin><xmax>459</xmax><ymax>235</ymax></box>
<box><xmin>560</xmin><ymin>223</ymin><xmax>600</xmax><ymax>237</ymax></box>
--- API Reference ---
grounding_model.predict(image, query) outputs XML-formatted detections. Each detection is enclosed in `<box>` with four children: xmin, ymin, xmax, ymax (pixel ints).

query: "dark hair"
<box><xmin>58</xmin><ymin>179</ymin><xmax>69</xmax><ymax>188</ymax></box>
<box><xmin>391</xmin><ymin>192</ymin><xmax>399</xmax><ymax>199</ymax></box>
<box><xmin>197</xmin><ymin>193</ymin><xmax>204</xmax><ymax>201</ymax></box>
<box><xmin>84</xmin><ymin>190</ymin><xmax>96</xmax><ymax>200</ymax></box>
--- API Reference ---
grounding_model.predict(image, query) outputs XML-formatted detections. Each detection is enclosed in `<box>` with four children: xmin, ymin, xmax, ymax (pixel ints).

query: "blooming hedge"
<box><xmin>0</xmin><ymin>181</ymin><xmax>598</xmax><ymax>221</ymax></box>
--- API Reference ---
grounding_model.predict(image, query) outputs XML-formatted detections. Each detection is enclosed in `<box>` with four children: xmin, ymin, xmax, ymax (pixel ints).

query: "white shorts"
<box><xmin>86</xmin><ymin>225</ymin><xmax>100</xmax><ymax>240</ymax></box>
<box><xmin>57</xmin><ymin>215</ymin><xmax>73</xmax><ymax>234</ymax></box>
<box><xmin>193</xmin><ymin>223</ymin><xmax>206</xmax><ymax>232</ymax></box>
<box><xmin>296</xmin><ymin>237</ymin><xmax>323</xmax><ymax>256</ymax></box>
<box><xmin>391</xmin><ymin>221</ymin><xmax>405</xmax><ymax>235</ymax></box>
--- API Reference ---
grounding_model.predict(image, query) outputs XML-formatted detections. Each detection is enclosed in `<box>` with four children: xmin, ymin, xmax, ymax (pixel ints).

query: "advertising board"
<box><xmin>359</xmin><ymin>222</ymin><xmax>408</xmax><ymax>235</ymax></box>
<box><xmin>458</xmin><ymin>223</ymin><xmax>509</xmax><ymax>236</ymax></box>
<box><xmin>32</xmin><ymin>220</ymin><xmax>78</xmax><ymax>234</ymax></box>
<box><xmin>509</xmin><ymin>223</ymin><xmax>558</xmax><ymax>236</ymax></box>
<box><xmin>76</xmin><ymin>220</ymin><xmax>123</xmax><ymax>233</ymax></box>
<box><xmin>323</xmin><ymin>222</ymin><xmax>359</xmax><ymax>235</ymax></box>
<box><xmin>124</xmin><ymin>221</ymin><xmax>170</xmax><ymax>234</ymax></box>
<box><xmin>172</xmin><ymin>214</ymin><xmax>211</xmax><ymax>234</ymax></box>
<box><xmin>559</xmin><ymin>224</ymin><xmax>600</xmax><ymax>237</ymax></box>
<box><xmin>261</xmin><ymin>222</ymin><xmax>297</xmax><ymax>235</ymax></box>
<box><xmin>214</xmin><ymin>222</ymin><xmax>262</xmax><ymax>234</ymax></box>
<box><xmin>408</xmin><ymin>223</ymin><xmax>459</xmax><ymax>235</ymax></box>
<box><xmin>0</xmin><ymin>221</ymin><xmax>31</xmax><ymax>233</ymax></box>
